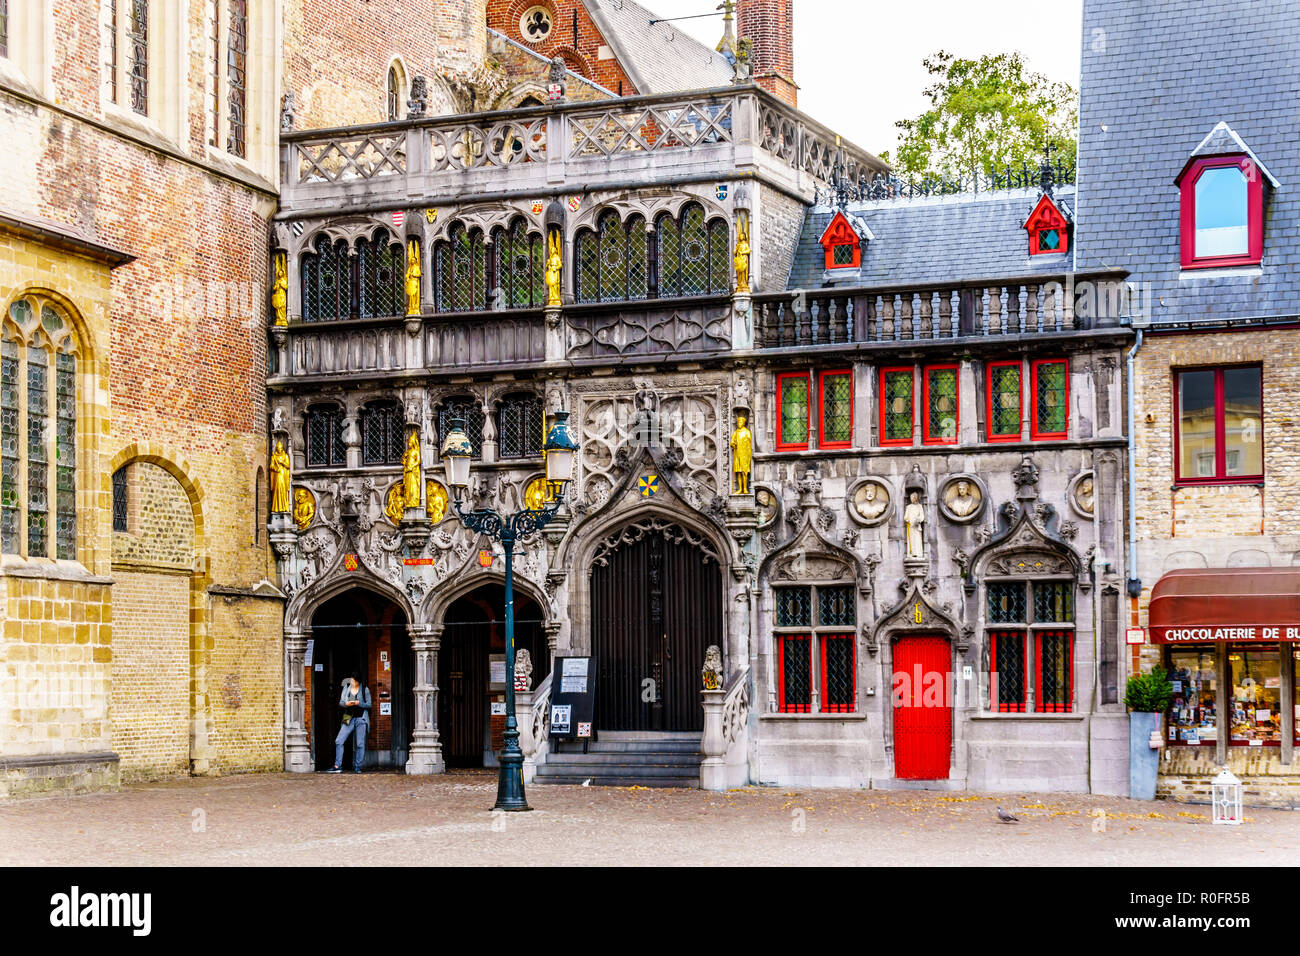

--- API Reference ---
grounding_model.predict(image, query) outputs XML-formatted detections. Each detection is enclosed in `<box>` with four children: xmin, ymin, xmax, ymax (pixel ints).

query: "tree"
<box><xmin>884</xmin><ymin>50</ymin><xmax>1077</xmax><ymax>181</ymax></box>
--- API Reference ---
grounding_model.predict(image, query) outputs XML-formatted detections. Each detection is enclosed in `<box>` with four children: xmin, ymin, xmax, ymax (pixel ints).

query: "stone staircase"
<box><xmin>533</xmin><ymin>731</ymin><xmax>703</xmax><ymax>788</ymax></box>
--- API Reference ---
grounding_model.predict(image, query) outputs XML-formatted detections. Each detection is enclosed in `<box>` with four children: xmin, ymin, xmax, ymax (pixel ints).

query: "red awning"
<box><xmin>1149</xmin><ymin>567</ymin><xmax>1300</xmax><ymax>643</ymax></box>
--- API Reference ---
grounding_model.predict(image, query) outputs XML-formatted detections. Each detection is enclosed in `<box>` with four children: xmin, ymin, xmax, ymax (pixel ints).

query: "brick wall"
<box><xmin>207</xmin><ymin>595</ymin><xmax>284</xmax><ymax>773</ymax></box>
<box><xmin>487</xmin><ymin>0</ymin><xmax>635</xmax><ymax>96</ymax></box>
<box><xmin>758</xmin><ymin>184</ymin><xmax>804</xmax><ymax>292</ymax></box>
<box><xmin>737</xmin><ymin>0</ymin><xmax>796</xmax><ymax>106</ymax></box>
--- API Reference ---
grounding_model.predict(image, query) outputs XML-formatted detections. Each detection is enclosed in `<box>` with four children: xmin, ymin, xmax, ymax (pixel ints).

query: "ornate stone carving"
<box><xmin>1060</xmin><ymin>520</ymin><xmax>1079</xmax><ymax>541</ymax></box>
<box><xmin>938</xmin><ymin>475</ymin><xmax>985</xmax><ymax>523</ymax></box>
<box><xmin>903</xmin><ymin>492</ymin><xmax>926</xmax><ymax>559</ymax></box>
<box><xmin>292</xmin><ymin>487</ymin><xmax>316</xmax><ymax>531</ymax></box>
<box><xmin>847</xmin><ymin>478</ymin><xmax>891</xmax><ymax>526</ymax></box>
<box><xmin>407</xmin><ymin>75</ymin><xmax>429</xmax><ymax>118</ymax></box>
<box><xmin>813</xmin><ymin>506</ymin><xmax>836</xmax><ymax>535</ymax></box>
<box><xmin>1012</xmin><ymin>455</ymin><xmax>1040</xmax><ymax>498</ymax></box>
<box><xmin>701</xmin><ymin>645</ymin><xmax>723</xmax><ymax>690</ymax></box>
<box><xmin>1069</xmin><ymin>470</ymin><xmax>1096</xmax><ymax>519</ymax></box>
<box><xmin>755</xmin><ymin>485</ymin><xmax>780</xmax><ymax>529</ymax></box>
<box><xmin>952</xmin><ymin>547</ymin><xmax>970</xmax><ymax>576</ymax></box>
<box><xmin>797</xmin><ymin>468</ymin><xmax>822</xmax><ymax>509</ymax></box>
<box><xmin>280</xmin><ymin>91</ymin><xmax>297</xmax><ymax>131</ymax></box>
<box><xmin>591</xmin><ymin>518</ymin><xmax>720</xmax><ymax>567</ymax></box>
<box><xmin>516</xmin><ymin>649</ymin><xmax>534</xmax><ymax>692</ymax></box>
<box><xmin>566</xmin><ymin>306</ymin><xmax>731</xmax><ymax>360</ymax></box>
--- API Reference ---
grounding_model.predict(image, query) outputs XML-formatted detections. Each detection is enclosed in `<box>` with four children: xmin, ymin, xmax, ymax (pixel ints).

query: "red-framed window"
<box><xmin>1035</xmin><ymin>630</ymin><xmax>1074</xmax><ymax>713</ymax></box>
<box><xmin>818</xmin><ymin>211</ymin><xmax>862</xmax><ymax>269</ymax></box>
<box><xmin>986</xmin><ymin>361</ymin><xmax>1022</xmax><ymax>441</ymax></box>
<box><xmin>987</xmin><ymin>579</ymin><xmax>1075</xmax><ymax>714</ymax></box>
<box><xmin>820</xmin><ymin>634</ymin><xmax>856</xmax><ymax>714</ymax></box>
<box><xmin>777</xmin><ymin>634</ymin><xmax>812</xmax><ymax>713</ymax></box>
<box><xmin>879</xmin><ymin>366</ymin><xmax>914</xmax><ymax>446</ymax></box>
<box><xmin>776</xmin><ymin>372</ymin><xmax>811</xmax><ymax>451</ymax></box>
<box><xmin>818</xmin><ymin>369</ymin><xmax>853</xmax><ymax>449</ymax></box>
<box><xmin>1174</xmin><ymin>365</ymin><xmax>1263</xmax><ymax>484</ymax></box>
<box><xmin>989</xmin><ymin>631</ymin><xmax>1027</xmax><ymax>712</ymax></box>
<box><xmin>1177</xmin><ymin>155</ymin><xmax>1264</xmax><ymax>270</ymax></box>
<box><xmin>922</xmin><ymin>364</ymin><xmax>959</xmax><ymax>444</ymax></box>
<box><xmin>1024</xmin><ymin>194</ymin><xmax>1071</xmax><ymax>256</ymax></box>
<box><xmin>1030</xmin><ymin>359</ymin><xmax>1068</xmax><ymax>440</ymax></box>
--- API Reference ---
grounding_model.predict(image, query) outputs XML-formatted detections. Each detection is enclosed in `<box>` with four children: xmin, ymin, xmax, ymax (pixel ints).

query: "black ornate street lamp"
<box><xmin>440</xmin><ymin>411</ymin><xmax>578</xmax><ymax>811</ymax></box>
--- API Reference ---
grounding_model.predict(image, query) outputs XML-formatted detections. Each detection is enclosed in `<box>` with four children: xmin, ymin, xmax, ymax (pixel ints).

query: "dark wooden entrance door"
<box><xmin>438</xmin><ymin>621</ymin><xmax>488</xmax><ymax>767</ymax></box>
<box><xmin>591</xmin><ymin>523</ymin><xmax>721</xmax><ymax>732</ymax></box>
<box><xmin>892</xmin><ymin>635</ymin><xmax>952</xmax><ymax>780</ymax></box>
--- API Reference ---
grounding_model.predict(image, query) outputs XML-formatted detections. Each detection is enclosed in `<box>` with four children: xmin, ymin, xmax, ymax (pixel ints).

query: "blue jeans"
<box><xmin>335</xmin><ymin>718</ymin><xmax>367</xmax><ymax>771</ymax></box>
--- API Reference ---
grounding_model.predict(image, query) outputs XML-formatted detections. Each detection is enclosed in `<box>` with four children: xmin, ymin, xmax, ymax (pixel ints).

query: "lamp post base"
<box><xmin>494</xmin><ymin>752</ymin><xmax>532</xmax><ymax>812</ymax></box>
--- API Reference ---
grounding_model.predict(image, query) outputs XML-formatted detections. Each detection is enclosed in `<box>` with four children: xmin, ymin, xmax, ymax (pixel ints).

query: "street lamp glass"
<box><xmin>440</xmin><ymin>418</ymin><xmax>473</xmax><ymax>491</ymax></box>
<box><xmin>543</xmin><ymin>410</ymin><xmax>579</xmax><ymax>485</ymax></box>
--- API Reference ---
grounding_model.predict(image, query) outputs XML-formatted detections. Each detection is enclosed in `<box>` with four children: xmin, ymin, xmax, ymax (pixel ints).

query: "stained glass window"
<box><xmin>362</xmin><ymin>402</ymin><xmax>404</xmax><ymax>465</ymax></box>
<box><xmin>988</xmin><ymin>363</ymin><xmax>1022</xmax><ymax>439</ymax></box>
<box><xmin>127</xmin><ymin>0</ymin><xmax>148</xmax><ymax>115</ymax></box>
<box><xmin>991</xmin><ymin>631</ymin><xmax>1027</xmax><ymax>712</ymax></box>
<box><xmin>435</xmin><ymin>225</ymin><xmax>487</xmax><ymax>313</ymax></box>
<box><xmin>494</xmin><ymin>220</ymin><xmax>545</xmax><ymax>309</ymax></box>
<box><xmin>987</xmin><ymin>579</ymin><xmax>1075</xmax><ymax>714</ymax></box>
<box><xmin>358</xmin><ymin>230</ymin><xmax>404</xmax><ymax>318</ymax></box>
<box><xmin>821</xmin><ymin>635</ymin><xmax>855</xmax><ymax>713</ymax></box>
<box><xmin>1038</xmin><ymin>228</ymin><xmax>1060</xmax><ymax>252</ymax></box>
<box><xmin>305</xmin><ymin>405</ymin><xmax>346</xmax><ymax>467</ymax></box>
<box><xmin>112</xmin><ymin>467</ymin><xmax>128</xmax><ymax>533</ymax></box>
<box><xmin>386</xmin><ymin>65</ymin><xmax>401</xmax><ymax>121</ymax></box>
<box><xmin>576</xmin><ymin>212</ymin><xmax>648</xmax><ymax>303</ymax></box>
<box><xmin>779</xmin><ymin>635</ymin><xmax>812</xmax><ymax>713</ymax></box>
<box><xmin>1037</xmin><ymin>631</ymin><xmax>1073</xmax><ymax>712</ymax></box>
<box><xmin>439</xmin><ymin>397</ymin><xmax>484</xmax><ymax>460</ymax></box>
<box><xmin>819</xmin><ymin>371</ymin><xmax>851</xmax><ymax>447</ymax></box>
<box><xmin>778</xmin><ymin>374</ymin><xmax>809</xmax><ymax>448</ymax></box>
<box><xmin>881</xmin><ymin>368</ymin><xmax>914</xmax><ymax>443</ymax></box>
<box><xmin>301</xmin><ymin>236</ymin><xmax>351</xmax><ymax>322</ymax></box>
<box><xmin>26</xmin><ymin>347</ymin><xmax>47</xmax><ymax>558</ymax></box>
<box><xmin>498</xmin><ymin>394</ymin><xmax>544</xmax><ymax>459</ymax></box>
<box><xmin>924</xmin><ymin>366</ymin><xmax>958</xmax><ymax>443</ymax></box>
<box><xmin>0</xmin><ymin>339</ymin><xmax>17</xmax><ymax>553</ymax></box>
<box><xmin>1033</xmin><ymin>359</ymin><xmax>1068</xmax><ymax>437</ymax></box>
<box><xmin>1033</xmin><ymin>581</ymin><xmax>1074</xmax><ymax>623</ymax></box>
<box><xmin>55</xmin><ymin>353</ymin><xmax>76</xmax><ymax>559</ymax></box>
<box><xmin>817</xmin><ymin>585</ymin><xmax>855</xmax><ymax>627</ymax></box>
<box><xmin>776</xmin><ymin>587</ymin><xmax>812</xmax><ymax>627</ymax></box>
<box><xmin>832</xmin><ymin>244</ymin><xmax>854</xmax><ymax>266</ymax></box>
<box><xmin>206</xmin><ymin>0</ymin><xmax>220</xmax><ymax>146</ymax></box>
<box><xmin>987</xmin><ymin>582</ymin><xmax>1026</xmax><ymax>623</ymax></box>
<box><xmin>656</xmin><ymin>204</ymin><xmax>729</xmax><ymax>298</ymax></box>
<box><xmin>226</xmin><ymin>0</ymin><xmax>247</xmax><ymax>157</ymax></box>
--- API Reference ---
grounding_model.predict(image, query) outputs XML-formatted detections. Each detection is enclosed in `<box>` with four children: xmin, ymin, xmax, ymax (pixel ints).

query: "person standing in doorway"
<box><xmin>327</xmin><ymin>674</ymin><xmax>372</xmax><ymax>773</ymax></box>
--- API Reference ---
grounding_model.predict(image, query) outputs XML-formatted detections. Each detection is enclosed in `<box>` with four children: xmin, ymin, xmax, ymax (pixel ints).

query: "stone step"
<box><xmin>533</xmin><ymin>773</ymin><xmax>701</xmax><ymax>788</ymax></box>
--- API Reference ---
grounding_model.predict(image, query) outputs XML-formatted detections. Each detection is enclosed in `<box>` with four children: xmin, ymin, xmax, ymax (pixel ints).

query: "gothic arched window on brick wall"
<box><xmin>434</xmin><ymin>224</ymin><xmax>488</xmax><ymax>313</ymax></box>
<box><xmin>301</xmin><ymin>235</ymin><xmax>351</xmax><ymax>322</ymax></box>
<box><xmin>576</xmin><ymin>211</ymin><xmax>648</xmax><ymax>304</ymax></box>
<box><xmin>357</xmin><ymin>229</ymin><xmax>405</xmax><ymax>319</ymax></box>
<box><xmin>493</xmin><ymin>218</ymin><xmax>545</xmax><ymax>309</ymax></box>
<box><xmin>439</xmin><ymin>396</ymin><xmax>484</xmax><ymax>461</ymax></box>
<box><xmin>497</xmin><ymin>392</ymin><xmax>544</xmax><ymax>459</ymax></box>
<box><xmin>656</xmin><ymin>203</ymin><xmax>729</xmax><ymax>298</ymax></box>
<box><xmin>1</xmin><ymin>297</ymin><xmax>79</xmax><ymax>561</ymax></box>
<box><xmin>361</xmin><ymin>401</ymin><xmax>404</xmax><ymax>465</ymax></box>
<box><xmin>304</xmin><ymin>403</ymin><xmax>347</xmax><ymax>467</ymax></box>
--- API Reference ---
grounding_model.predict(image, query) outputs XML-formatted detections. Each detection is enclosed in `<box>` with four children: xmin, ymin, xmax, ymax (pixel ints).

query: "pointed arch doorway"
<box><xmin>589</xmin><ymin>519</ymin><xmax>722</xmax><ymax>732</ymax></box>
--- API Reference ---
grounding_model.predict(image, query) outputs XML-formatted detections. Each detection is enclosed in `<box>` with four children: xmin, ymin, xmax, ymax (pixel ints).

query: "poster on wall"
<box><xmin>551</xmin><ymin>704</ymin><xmax>572</xmax><ymax>735</ymax></box>
<box><xmin>549</xmin><ymin>656</ymin><xmax>597</xmax><ymax>743</ymax></box>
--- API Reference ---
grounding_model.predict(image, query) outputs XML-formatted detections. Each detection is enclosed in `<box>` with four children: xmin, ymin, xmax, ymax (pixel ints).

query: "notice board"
<box><xmin>550</xmin><ymin>656</ymin><xmax>597</xmax><ymax>744</ymax></box>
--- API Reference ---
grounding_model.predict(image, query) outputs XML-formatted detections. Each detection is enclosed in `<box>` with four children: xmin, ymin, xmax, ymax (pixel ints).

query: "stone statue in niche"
<box><xmin>270</xmin><ymin>440</ymin><xmax>292</xmax><ymax>514</ymax></box>
<box><xmin>852</xmin><ymin>481</ymin><xmax>889</xmax><ymax>522</ymax></box>
<box><xmin>1074</xmin><ymin>475</ymin><xmax>1095</xmax><ymax>515</ymax></box>
<box><xmin>904</xmin><ymin>492</ymin><xmax>926</xmax><ymax>559</ymax></box>
<box><xmin>730</xmin><ymin>414</ymin><xmax>753</xmax><ymax>494</ymax></box>
<box><xmin>944</xmin><ymin>479</ymin><xmax>982</xmax><ymax>519</ymax></box>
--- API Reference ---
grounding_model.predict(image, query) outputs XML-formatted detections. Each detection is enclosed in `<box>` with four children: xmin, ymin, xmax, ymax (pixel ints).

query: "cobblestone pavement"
<box><xmin>4</xmin><ymin>770</ymin><xmax>1298</xmax><ymax>866</ymax></box>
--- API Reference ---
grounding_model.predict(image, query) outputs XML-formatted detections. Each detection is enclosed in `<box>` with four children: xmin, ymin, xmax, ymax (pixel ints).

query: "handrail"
<box><xmin>530</xmin><ymin>670</ymin><xmax>553</xmax><ymax>753</ymax></box>
<box><xmin>721</xmin><ymin>665</ymin><xmax>750</xmax><ymax>747</ymax></box>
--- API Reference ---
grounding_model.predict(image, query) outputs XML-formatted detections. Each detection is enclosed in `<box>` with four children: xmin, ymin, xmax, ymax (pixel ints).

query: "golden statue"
<box><xmin>270</xmin><ymin>440</ymin><xmax>292</xmax><ymax>514</ymax></box>
<box><xmin>426</xmin><ymin>480</ymin><xmax>448</xmax><ymax>524</ymax></box>
<box><xmin>524</xmin><ymin>476</ymin><xmax>549</xmax><ymax>511</ymax></box>
<box><xmin>545</xmin><ymin>227</ymin><xmax>563</xmax><ymax>308</ymax></box>
<box><xmin>271</xmin><ymin>252</ymin><xmax>288</xmax><ymax>327</ymax></box>
<box><xmin>404</xmin><ymin>238</ymin><xmax>421</xmax><ymax>316</ymax></box>
<box><xmin>402</xmin><ymin>429</ymin><xmax>421</xmax><ymax>509</ymax></box>
<box><xmin>730</xmin><ymin>414</ymin><xmax>753</xmax><ymax>494</ymax></box>
<box><xmin>733</xmin><ymin>213</ymin><xmax>751</xmax><ymax>295</ymax></box>
<box><xmin>292</xmin><ymin>487</ymin><xmax>316</xmax><ymax>531</ymax></box>
<box><xmin>385</xmin><ymin>484</ymin><xmax>405</xmax><ymax>526</ymax></box>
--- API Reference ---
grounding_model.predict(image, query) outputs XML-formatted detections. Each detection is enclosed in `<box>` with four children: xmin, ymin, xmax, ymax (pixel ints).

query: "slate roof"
<box><xmin>1075</xmin><ymin>0</ymin><xmax>1300</xmax><ymax>323</ymax></box>
<box><xmin>785</xmin><ymin>188</ymin><xmax>1075</xmax><ymax>290</ymax></box>
<box><xmin>582</xmin><ymin>0</ymin><xmax>735</xmax><ymax>95</ymax></box>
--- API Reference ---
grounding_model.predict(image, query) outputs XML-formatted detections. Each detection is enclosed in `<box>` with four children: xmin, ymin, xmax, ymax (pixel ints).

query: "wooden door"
<box><xmin>892</xmin><ymin>635</ymin><xmax>952</xmax><ymax>780</ymax></box>
<box><xmin>591</xmin><ymin>525</ymin><xmax>721</xmax><ymax>732</ymax></box>
<box><xmin>438</xmin><ymin>622</ymin><xmax>487</xmax><ymax>766</ymax></box>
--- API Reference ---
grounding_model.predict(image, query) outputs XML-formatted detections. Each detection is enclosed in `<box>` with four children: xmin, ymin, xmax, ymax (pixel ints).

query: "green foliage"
<box><xmin>890</xmin><ymin>50</ymin><xmax>1077</xmax><ymax>180</ymax></box>
<box><xmin>1125</xmin><ymin>667</ymin><xmax>1174</xmax><ymax>713</ymax></box>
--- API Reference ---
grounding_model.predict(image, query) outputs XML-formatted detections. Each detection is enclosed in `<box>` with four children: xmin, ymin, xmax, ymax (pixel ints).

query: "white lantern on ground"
<box><xmin>1211</xmin><ymin>768</ymin><xmax>1242</xmax><ymax>825</ymax></box>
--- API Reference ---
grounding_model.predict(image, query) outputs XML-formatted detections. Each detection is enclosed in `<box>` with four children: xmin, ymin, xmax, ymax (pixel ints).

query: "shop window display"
<box><xmin>1228</xmin><ymin>647</ymin><xmax>1281</xmax><ymax>744</ymax></box>
<box><xmin>1167</xmin><ymin>648</ymin><xmax>1217</xmax><ymax>745</ymax></box>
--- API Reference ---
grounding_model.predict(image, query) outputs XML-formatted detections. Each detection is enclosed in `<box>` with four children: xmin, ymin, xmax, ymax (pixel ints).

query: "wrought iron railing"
<box><xmin>814</xmin><ymin>160</ymin><xmax>1077</xmax><ymax>207</ymax></box>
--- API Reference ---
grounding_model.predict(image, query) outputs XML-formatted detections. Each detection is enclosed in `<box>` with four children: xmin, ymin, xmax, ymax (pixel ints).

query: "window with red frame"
<box><xmin>923</xmin><ymin>364</ymin><xmax>958</xmax><ymax>444</ymax></box>
<box><xmin>775</xmin><ymin>584</ymin><xmax>856</xmax><ymax>714</ymax></box>
<box><xmin>1031</xmin><ymin>359</ymin><xmax>1068</xmax><ymax>440</ymax></box>
<box><xmin>1175</xmin><ymin>365</ymin><xmax>1262</xmax><ymax>484</ymax></box>
<box><xmin>818</xmin><ymin>370</ymin><xmax>852</xmax><ymax>448</ymax></box>
<box><xmin>880</xmin><ymin>367</ymin><xmax>914</xmax><ymax>445</ymax></box>
<box><xmin>987</xmin><ymin>361</ymin><xmax>1022</xmax><ymax>441</ymax></box>
<box><xmin>986</xmin><ymin>578</ymin><xmax>1074</xmax><ymax>713</ymax></box>
<box><xmin>1177</xmin><ymin>155</ymin><xmax>1264</xmax><ymax>269</ymax></box>
<box><xmin>776</xmin><ymin>372</ymin><xmax>810</xmax><ymax>450</ymax></box>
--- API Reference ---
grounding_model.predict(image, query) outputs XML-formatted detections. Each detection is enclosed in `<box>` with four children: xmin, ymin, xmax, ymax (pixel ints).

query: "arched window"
<box><xmin>305</xmin><ymin>404</ymin><xmax>347</xmax><ymax>467</ymax></box>
<box><xmin>493</xmin><ymin>219</ymin><xmax>545</xmax><ymax>309</ymax></box>
<box><xmin>498</xmin><ymin>393</ymin><xmax>544</xmax><ymax>459</ymax></box>
<box><xmin>361</xmin><ymin>401</ymin><xmax>404</xmax><ymax>465</ymax></box>
<box><xmin>656</xmin><ymin>203</ymin><xmax>729</xmax><ymax>298</ymax></box>
<box><xmin>301</xmin><ymin>235</ymin><xmax>351</xmax><ymax>322</ymax></box>
<box><xmin>434</xmin><ymin>224</ymin><xmax>487</xmax><ymax>313</ymax></box>
<box><xmin>386</xmin><ymin>61</ymin><xmax>406</xmax><ymax>121</ymax></box>
<box><xmin>439</xmin><ymin>396</ymin><xmax>484</xmax><ymax>460</ymax></box>
<box><xmin>357</xmin><ymin>229</ymin><xmax>404</xmax><ymax>318</ymax></box>
<box><xmin>2</xmin><ymin>298</ymin><xmax>79</xmax><ymax>560</ymax></box>
<box><xmin>576</xmin><ymin>211</ymin><xmax>648</xmax><ymax>304</ymax></box>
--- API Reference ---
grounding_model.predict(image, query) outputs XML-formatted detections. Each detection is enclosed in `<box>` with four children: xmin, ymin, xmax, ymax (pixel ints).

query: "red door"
<box><xmin>892</xmin><ymin>635</ymin><xmax>952</xmax><ymax>780</ymax></box>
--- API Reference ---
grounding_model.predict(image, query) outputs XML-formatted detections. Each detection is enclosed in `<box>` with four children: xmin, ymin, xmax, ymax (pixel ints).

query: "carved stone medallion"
<box><xmin>937</xmin><ymin>474</ymin><xmax>986</xmax><ymax>524</ymax></box>
<box><xmin>847</xmin><ymin>478</ymin><xmax>892</xmax><ymax>526</ymax></box>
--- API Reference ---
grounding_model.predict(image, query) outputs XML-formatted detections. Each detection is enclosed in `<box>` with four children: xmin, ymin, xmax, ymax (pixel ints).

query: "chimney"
<box><xmin>737</xmin><ymin>0</ymin><xmax>797</xmax><ymax>107</ymax></box>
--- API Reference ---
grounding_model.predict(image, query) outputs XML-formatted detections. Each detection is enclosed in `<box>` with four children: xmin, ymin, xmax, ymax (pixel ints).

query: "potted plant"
<box><xmin>1125</xmin><ymin>667</ymin><xmax>1173</xmax><ymax>801</ymax></box>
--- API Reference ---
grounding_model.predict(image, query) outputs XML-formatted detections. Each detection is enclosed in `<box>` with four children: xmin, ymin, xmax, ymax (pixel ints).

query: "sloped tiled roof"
<box><xmin>582</xmin><ymin>0</ymin><xmax>735</xmax><ymax>94</ymax></box>
<box><xmin>786</xmin><ymin>187</ymin><xmax>1076</xmax><ymax>290</ymax></box>
<box><xmin>1076</xmin><ymin>0</ymin><xmax>1300</xmax><ymax>323</ymax></box>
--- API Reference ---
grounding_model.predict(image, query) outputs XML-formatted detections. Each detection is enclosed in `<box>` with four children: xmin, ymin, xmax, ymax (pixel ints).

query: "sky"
<box><xmin>639</xmin><ymin>0</ymin><xmax>1084</xmax><ymax>157</ymax></box>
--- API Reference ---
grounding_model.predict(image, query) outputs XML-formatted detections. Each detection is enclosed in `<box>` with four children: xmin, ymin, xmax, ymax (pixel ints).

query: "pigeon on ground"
<box><xmin>996</xmin><ymin>806</ymin><xmax>1020</xmax><ymax>824</ymax></box>
<box><xmin>582</xmin><ymin>778</ymin><xmax>592</xmax><ymax>787</ymax></box>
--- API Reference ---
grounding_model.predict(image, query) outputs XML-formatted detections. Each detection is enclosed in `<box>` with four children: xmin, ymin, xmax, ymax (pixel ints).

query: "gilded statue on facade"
<box><xmin>545</xmin><ymin>227</ymin><xmax>563</xmax><ymax>308</ymax></box>
<box><xmin>524</xmin><ymin>476</ymin><xmax>549</xmax><ymax>511</ymax></box>
<box><xmin>270</xmin><ymin>440</ymin><xmax>292</xmax><ymax>514</ymax></box>
<box><xmin>292</xmin><ymin>487</ymin><xmax>315</xmax><ymax>531</ymax></box>
<box><xmin>425</xmin><ymin>480</ymin><xmax>448</xmax><ymax>524</ymax></box>
<box><xmin>405</xmin><ymin>238</ymin><xmax>421</xmax><ymax>316</ymax></box>
<box><xmin>733</xmin><ymin>213</ymin><xmax>751</xmax><ymax>294</ymax></box>
<box><xmin>730</xmin><ymin>413</ymin><xmax>753</xmax><ymax>494</ymax></box>
<box><xmin>402</xmin><ymin>429</ymin><xmax>421</xmax><ymax>509</ymax></box>
<box><xmin>271</xmin><ymin>252</ymin><xmax>288</xmax><ymax>327</ymax></box>
<box><xmin>385</xmin><ymin>483</ymin><xmax>405</xmax><ymax>526</ymax></box>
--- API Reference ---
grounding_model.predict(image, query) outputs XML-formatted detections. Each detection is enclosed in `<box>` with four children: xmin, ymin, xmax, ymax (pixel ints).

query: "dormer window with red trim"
<box><xmin>1176</xmin><ymin>155</ymin><xmax>1264</xmax><ymax>269</ymax></box>
<box><xmin>1024</xmin><ymin>194</ymin><xmax>1070</xmax><ymax>256</ymax></box>
<box><xmin>818</xmin><ymin>211</ymin><xmax>865</xmax><ymax>270</ymax></box>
